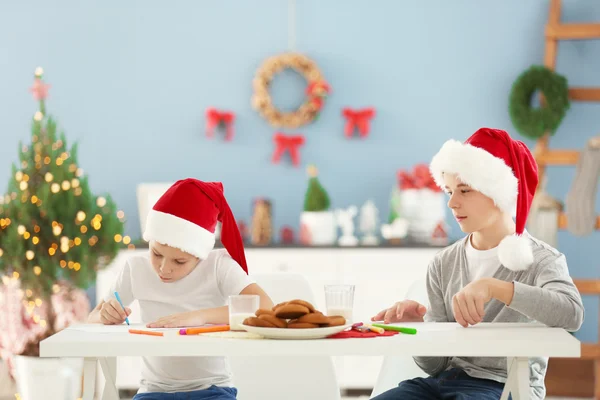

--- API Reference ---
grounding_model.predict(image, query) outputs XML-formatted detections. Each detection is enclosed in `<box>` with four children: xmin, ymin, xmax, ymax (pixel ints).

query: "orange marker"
<box><xmin>179</xmin><ymin>325</ymin><xmax>230</xmax><ymax>335</ymax></box>
<box><xmin>129</xmin><ymin>329</ymin><xmax>164</xmax><ymax>337</ymax></box>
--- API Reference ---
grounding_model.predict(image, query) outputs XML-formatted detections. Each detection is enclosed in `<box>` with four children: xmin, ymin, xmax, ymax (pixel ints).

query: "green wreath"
<box><xmin>508</xmin><ymin>65</ymin><xmax>570</xmax><ymax>140</ymax></box>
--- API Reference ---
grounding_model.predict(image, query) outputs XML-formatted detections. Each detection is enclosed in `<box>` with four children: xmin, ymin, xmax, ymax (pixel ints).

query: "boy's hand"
<box><xmin>452</xmin><ymin>278</ymin><xmax>493</xmax><ymax>327</ymax></box>
<box><xmin>100</xmin><ymin>299</ymin><xmax>131</xmax><ymax>325</ymax></box>
<box><xmin>147</xmin><ymin>310</ymin><xmax>205</xmax><ymax>328</ymax></box>
<box><xmin>371</xmin><ymin>300</ymin><xmax>427</xmax><ymax>324</ymax></box>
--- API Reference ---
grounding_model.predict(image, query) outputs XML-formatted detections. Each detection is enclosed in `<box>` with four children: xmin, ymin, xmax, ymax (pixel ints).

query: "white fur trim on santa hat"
<box><xmin>429</xmin><ymin>139</ymin><xmax>518</xmax><ymax>213</ymax></box>
<box><xmin>143</xmin><ymin>210</ymin><xmax>215</xmax><ymax>259</ymax></box>
<box><xmin>498</xmin><ymin>234</ymin><xmax>534</xmax><ymax>271</ymax></box>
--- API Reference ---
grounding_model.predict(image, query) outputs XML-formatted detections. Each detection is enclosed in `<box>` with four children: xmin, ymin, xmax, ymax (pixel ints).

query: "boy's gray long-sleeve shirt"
<box><xmin>413</xmin><ymin>235</ymin><xmax>584</xmax><ymax>400</ymax></box>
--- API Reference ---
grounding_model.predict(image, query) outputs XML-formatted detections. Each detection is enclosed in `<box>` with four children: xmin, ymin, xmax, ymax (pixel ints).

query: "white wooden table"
<box><xmin>40</xmin><ymin>322</ymin><xmax>580</xmax><ymax>400</ymax></box>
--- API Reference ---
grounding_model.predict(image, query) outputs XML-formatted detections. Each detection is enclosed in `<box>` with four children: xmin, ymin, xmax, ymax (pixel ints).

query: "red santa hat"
<box><xmin>429</xmin><ymin>127</ymin><xmax>539</xmax><ymax>271</ymax></box>
<box><xmin>142</xmin><ymin>178</ymin><xmax>248</xmax><ymax>274</ymax></box>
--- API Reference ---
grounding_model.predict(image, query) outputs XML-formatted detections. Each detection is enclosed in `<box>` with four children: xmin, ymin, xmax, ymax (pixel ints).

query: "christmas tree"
<box><xmin>0</xmin><ymin>68</ymin><xmax>125</xmax><ymax>340</ymax></box>
<box><xmin>303</xmin><ymin>165</ymin><xmax>331</xmax><ymax>212</ymax></box>
<box><xmin>387</xmin><ymin>186</ymin><xmax>402</xmax><ymax>223</ymax></box>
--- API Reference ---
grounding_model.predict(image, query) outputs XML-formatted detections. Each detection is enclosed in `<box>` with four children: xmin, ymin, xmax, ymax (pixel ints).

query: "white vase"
<box><xmin>300</xmin><ymin>211</ymin><xmax>337</xmax><ymax>245</ymax></box>
<box><xmin>14</xmin><ymin>355</ymin><xmax>83</xmax><ymax>400</ymax></box>
<box><xmin>400</xmin><ymin>189</ymin><xmax>446</xmax><ymax>243</ymax></box>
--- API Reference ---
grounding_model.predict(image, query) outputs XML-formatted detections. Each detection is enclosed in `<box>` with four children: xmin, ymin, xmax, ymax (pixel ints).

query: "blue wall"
<box><xmin>0</xmin><ymin>0</ymin><xmax>598</xmax><ymax>341</ymax></box>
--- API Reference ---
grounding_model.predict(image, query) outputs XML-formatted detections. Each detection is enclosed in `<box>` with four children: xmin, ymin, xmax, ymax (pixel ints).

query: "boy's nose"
<box><xmin>447</xmin><ymin>195</ymin><xmax>460</xmax><ymax>209</ymax></box>
<box><xmin>159</xmin><ymin>261</ymin><xmax>169</xmax><ymax>273</ymax></box>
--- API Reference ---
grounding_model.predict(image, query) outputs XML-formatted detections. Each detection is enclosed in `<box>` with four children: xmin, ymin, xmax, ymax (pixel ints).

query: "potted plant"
<box><xmin>0</xmin><ymin>68</ymin><xmax>125</xmax><ymax>400</ymax></box>
<box><xmin>299</xmin><ymin>165</ymin><xmax>336</xmax><ymax>245</ymax></box>
<box><xmin>381</xmin><ymin>186</ymin><xmax>409</xmax><ymax>245</ymax></box>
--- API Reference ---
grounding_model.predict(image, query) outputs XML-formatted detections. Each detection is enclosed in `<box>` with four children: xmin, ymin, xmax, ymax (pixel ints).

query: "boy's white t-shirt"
<box><xmin>104</xmin><ymin>249</ymin><xmax>254</xmax><ymax>394</ymax></box>
<box><xmin>465</xmin><ymin>234</ymin><xmax>501</xmax><ymax>282</ymax></box>
<box><xmin>465</xmin><ymin>231</ymin><xmax>531</xmax><ymax>282</ymax></box>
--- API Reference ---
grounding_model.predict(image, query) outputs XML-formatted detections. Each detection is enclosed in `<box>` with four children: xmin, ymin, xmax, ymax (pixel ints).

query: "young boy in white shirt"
<box><xmin>88</xmin><ymin>179</ymin><xmax>273</xmax><ymax>399</ymax></box>
<box><xmin>372</xmin><ymin>128</ymin><xmax>584</xmax><ymax>399</ymax></box>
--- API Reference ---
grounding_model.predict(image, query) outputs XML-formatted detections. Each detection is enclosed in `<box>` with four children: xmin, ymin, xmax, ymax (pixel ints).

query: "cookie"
<box><xmin>288</xmin><ymin>299</ymin><xmax>316</xmax><ymax>313</ymax></box>
<box><xmin>274</xmin><ymin>304</ymin><xmax>310</xmax><ymax>319</ymax></box>
<box><xmin>288</xmin><ymin>322</ymin><xmax>320</xmax><ymax>329</ymax></box>
<box><xmin>324</xmin><ymin>316</ymin><xmax>346</xmax><ymax>327</ymax></box>
<box><xmin>255</xmin><ymin>308</ymin><xmax>275</xmax><ymax>317</ymax></box>
<box><xmin>272</xmin><ymin>301</ymin><xmax>289</xmax><ymax>311</ymax></box>
<box><xmin>258</xmin><ymin>314</ymin><xmax>288</xmax><ymax>328</ymax></box>
<box><xmin>243</xmin><ymin>317</ymin><xmax>277</xmax><ymax>328</ymax></box>
<box><xmin>296</xmin><ymin>311</ymin><xmax>329</xmax><ymax>325</ymax></box>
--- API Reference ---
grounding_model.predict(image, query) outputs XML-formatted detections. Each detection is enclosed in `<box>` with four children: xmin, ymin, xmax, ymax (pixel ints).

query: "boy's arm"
<box><xmin>215</xmin><ymin>253</ymin><xmax>273</xmax><ymax>318</ymax></box>
<box><xmin>239</xmin><ymin>282</ymin><xmax>274</xmax><ymax>310</ymax></box>
<box><xmin>175</xmin><ymin>283</ymin><xmax>274</xmax><ymax>326</ymax></box>
<box><xmin>502</xmin><ymin>254</ymin><xmax>584</xmax><ymax>332</ymax></box>
<box><xmin>413</xmin><ymin>258</ymin><xmax>451</xmax><ymax>376</ymax></box>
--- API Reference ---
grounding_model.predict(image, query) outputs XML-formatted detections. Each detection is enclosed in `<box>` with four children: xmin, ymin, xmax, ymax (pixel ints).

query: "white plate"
<box><xmin>240</xmin><ymin>324</ymin><xmax>352</xmax><ymax>340</ymax></box>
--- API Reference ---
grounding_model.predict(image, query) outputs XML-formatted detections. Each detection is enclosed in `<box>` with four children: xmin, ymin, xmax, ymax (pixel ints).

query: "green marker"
<box><xmin>372</xmin><ymin>324</ymin><xmax>417</xmax><ymax>335</ymax></box>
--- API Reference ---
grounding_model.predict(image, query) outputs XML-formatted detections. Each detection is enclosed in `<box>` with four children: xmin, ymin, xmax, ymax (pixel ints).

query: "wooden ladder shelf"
<box><xmin>538</xmin><ymin>1</ymin><xmax>600</xmax><ymax>398</ymax></box>
<box><xmin>536</xmin><ymin>0</ymin><xmax>600</xmax><ymax>232</ymax></box>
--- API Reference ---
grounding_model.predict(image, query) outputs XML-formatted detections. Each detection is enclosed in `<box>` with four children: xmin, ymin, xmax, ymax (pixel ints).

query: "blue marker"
<box><xmin>114</xmin><ymin>292</ymin><xmax>130</xmax><ymax>326</ymax></box>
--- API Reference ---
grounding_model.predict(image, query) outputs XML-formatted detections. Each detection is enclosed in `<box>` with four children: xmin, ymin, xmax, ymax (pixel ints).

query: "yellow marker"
<box><xmin>364</xmin><ymin>324</ymin><xmax>384</xmax><ymax>334</ymax></box>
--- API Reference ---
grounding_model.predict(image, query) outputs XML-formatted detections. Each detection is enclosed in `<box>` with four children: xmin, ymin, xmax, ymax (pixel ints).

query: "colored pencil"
<box><xmin>179</xmin><ymin>325</ymin><xmax>231</xmax><ymax>335</ymax></box>
<box><xmin>129</xmin><ymin>329</ymin><xmax>164</xmax><ymax>337</ymax></box>
<box><xmin>114</xmin><ymin>291</ymin><xmax>130</xmax><ymax>326</ymax></box>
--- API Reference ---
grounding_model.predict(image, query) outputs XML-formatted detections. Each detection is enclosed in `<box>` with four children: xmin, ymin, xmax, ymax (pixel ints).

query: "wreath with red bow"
<box><xmin>251</xmin><ymin>53</ymin><xmax>330</xmax><ymax>129</ymax></box>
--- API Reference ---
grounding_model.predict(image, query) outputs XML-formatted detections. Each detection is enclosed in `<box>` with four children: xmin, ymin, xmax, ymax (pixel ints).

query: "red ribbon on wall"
<box><xmin>342</xmin><ymin>107</ymin><xmax>376</xmax><ymax>138</ymax></box>
<box><xmin>272</xmin><ymin>133</ymin><xmax>305</xmax><ymax>167</ymax></box>
<box><xmin>206</xmin><ymin>108</ymin><xmax>235</xmax><ymax>141</ymax></box>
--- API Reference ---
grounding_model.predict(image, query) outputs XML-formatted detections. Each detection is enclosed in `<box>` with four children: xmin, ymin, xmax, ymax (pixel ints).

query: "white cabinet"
<box><xmin>95</xmin><ymin>246</ymin><xmax>439</xmax><ymax>393</ymax></box>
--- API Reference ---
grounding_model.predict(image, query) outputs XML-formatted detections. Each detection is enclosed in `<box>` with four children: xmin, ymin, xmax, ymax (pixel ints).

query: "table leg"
<box><xmin>500</xmin><ymin>357</ymin><xmax>530</xmax><ymax>400</ymax></box>
<box><xmin>82</xmin><ymin>358</ymin><xmax>97</xmax><ymax>400</ymax></box>
<box><xmin>99</xmin><ymin>357</ymin><xmax>120</xmax><ymax>400</ymax></box>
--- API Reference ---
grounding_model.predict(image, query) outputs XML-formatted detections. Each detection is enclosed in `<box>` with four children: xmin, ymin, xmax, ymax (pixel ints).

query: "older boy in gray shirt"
<box><xmin>372</xmin><ymin>128</ymin><xmax>584</xmax><ymax>400</ymax></box>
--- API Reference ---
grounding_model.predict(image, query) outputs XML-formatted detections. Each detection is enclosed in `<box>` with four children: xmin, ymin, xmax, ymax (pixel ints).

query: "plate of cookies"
<box><xmin>241</xmin><ymin>299</ymin><xmax>351</xmax><ymax>340</ymax></box>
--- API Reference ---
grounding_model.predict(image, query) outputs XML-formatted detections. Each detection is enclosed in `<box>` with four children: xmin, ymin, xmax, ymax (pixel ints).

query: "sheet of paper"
<box><xmin>68</xmin><ymin>323</ymin><xmax>178</xmax><ymax>333</ymax></box>
<box><xmin>67</xmin><ymin>323</ymin><xmax>227</xmax><ymax>334</ymax></box>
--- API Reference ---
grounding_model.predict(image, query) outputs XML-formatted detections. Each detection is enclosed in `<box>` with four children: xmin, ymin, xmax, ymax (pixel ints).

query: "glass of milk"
<box><xmin>324</xmin><ymin>284</ymin><xmax>355</xmax><ymax>324</ymax></box>
<box><xmin>228</xmin><ymin>294</ymin><xmax>260</xmax><ymax>331</ymax></box>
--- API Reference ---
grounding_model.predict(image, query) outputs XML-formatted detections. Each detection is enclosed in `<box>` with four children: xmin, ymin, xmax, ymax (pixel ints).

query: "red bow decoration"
<box><xmin>206</xmin><ymin>108</ymin><xmax>235</xmax><ymax>141</ymax></box>
<box><xmin>397</xmin><ymin>163</ymin><xmax>442</xmax><ymax>192</ymax></box>
<box><xmin>305</xmin><ymin>80</ymin><xmax>331</xmax><ymax>113</ymax></box>
<box><xmin>306</xmin><ymin>80</ymin><xmax>331</xmax><ymax>97</ymax></box>
<box><xmin>342</xmin><ymin>107</ymin><xmax>376</xmax><ymax>138</ymax></box>
<box><xmin>272</xmin><ymin>133</ymin><xmax>305</xmax><ymax>167</ymax></box>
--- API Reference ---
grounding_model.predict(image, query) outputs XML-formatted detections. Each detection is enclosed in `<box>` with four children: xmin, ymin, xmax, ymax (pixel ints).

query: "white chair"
<box><xmin>369</xmin><ymin>277</ymin><xmax>429</xmax><ymax>398</ymax></box>
<box><xmin>136</xmin><ymin>183</ymin><xmax>173</xmax><ymax>234</ymax></box>
<box><xmin>228</xmin><ymin>272</ymin><xmax>342</xmax><ymax>400</ymax></box>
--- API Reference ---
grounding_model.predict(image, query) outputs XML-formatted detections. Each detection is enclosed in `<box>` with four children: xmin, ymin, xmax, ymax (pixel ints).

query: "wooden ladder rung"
<box><xmin>569</xmin><ymin>87</ymin><xmax>600</xmax><ymax>102</ymax></box>
<box><xmin>574</xmin><ymin>279</ymin><xmax>600</xmax><ymax>295</ymax></box>
<box><xmin>536</xmin><ymin>150</ymin><xmax>580</xmax><ymax>166</ymax></box>
<box><xmin>580</xmin><ymin>343</ymin><xmax>600</xmax><ymax>360</ymax></box>
<box><xmin>546</xmin><ymin>23</ymin><xmax>600</xmax><ymax>39</ymax></box>
<box><xmin>558</xmin><ymin>213</ymin><xmax>600</xmax><ymax>230</ymax></box>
